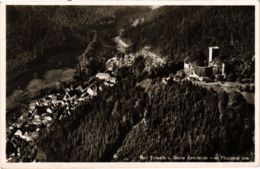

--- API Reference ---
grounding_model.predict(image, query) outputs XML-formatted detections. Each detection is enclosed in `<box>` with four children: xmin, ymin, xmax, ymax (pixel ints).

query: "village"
<box><xmin>6</xmin><ymin>15</ymin><xmax>255</xmax><ymax>162</ymax></box>
<box><xmin>6</xmin><ymin>25</ymin><xmax>168</xmax><ymax>162</ymax></box>
<box><xmin>6</xmin><ymin>69</ymin><xmax>117</xmax><ymax>161</ymax></box>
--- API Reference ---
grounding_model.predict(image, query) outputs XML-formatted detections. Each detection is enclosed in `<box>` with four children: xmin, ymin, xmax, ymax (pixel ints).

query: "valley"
<box><xmin>5</xmin><ymin>6</ymin><xmax>255</xmax><ymax>162</ymax></box>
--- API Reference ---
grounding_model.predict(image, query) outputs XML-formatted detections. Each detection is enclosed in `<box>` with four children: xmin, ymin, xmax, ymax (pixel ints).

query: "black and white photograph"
<box><xmin>0</xmin><ymin>0</ymin><xmax>259</xmax><ymax>167</ymax></box>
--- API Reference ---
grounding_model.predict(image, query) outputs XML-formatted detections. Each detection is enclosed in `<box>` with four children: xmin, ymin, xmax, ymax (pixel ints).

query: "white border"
<box><xmin>0</xmin><ymin>0</ymin><xmax>259</xmax><ymax>168</ymax></box>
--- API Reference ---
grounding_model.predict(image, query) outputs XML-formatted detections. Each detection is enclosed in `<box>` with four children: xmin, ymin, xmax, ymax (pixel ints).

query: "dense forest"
<box><xmin>6</xmin><ymin>6</ymin><xmax>255</xmax><ymax>162</ymax></box>
<box><xmin>35</xmin><ymin>64</ymin><xmax>254</xmax><ymax>162</ymax></box>
<box><xmin>6</xmin><ymin>6</ymin><xmax>149</xmax><ymax>80</ymax></box>
<box><xmin>122</xmin><ymin>6</ymin><xmax>255</xmax><ymax>82</ymax></box>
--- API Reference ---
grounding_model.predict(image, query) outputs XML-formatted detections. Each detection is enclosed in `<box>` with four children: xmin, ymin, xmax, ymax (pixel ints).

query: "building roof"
<box><xmin>95</xmin><ymin>73</ymin><xmax>111</xmax><ymax>80</ymax></box>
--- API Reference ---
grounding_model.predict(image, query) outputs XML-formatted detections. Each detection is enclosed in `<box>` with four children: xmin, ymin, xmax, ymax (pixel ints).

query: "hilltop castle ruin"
<box><xmin>184</xmin><ymin>46</ymin><xmax>226</xmax><ymax>81</ymax></box>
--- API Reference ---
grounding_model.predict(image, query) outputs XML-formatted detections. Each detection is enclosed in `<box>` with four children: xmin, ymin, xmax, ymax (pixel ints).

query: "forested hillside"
<box><xmin>36</xmin><ymin>68</ymin><xmax>254</xmax><ymax>161</ymax></box>
<box><xmin>122</xmin><ymin>6</ymin><xmax>255</xmax><ymax>81</ymax></box>
<box><xmin>6</xmin><ymin>6</ymin><xmax>255</xmax><ymax>163</ymax></box>
<box><xmin>6</xmin><ymin>6</ymin><xmax>149</xmax><ymax>80</ymax></box>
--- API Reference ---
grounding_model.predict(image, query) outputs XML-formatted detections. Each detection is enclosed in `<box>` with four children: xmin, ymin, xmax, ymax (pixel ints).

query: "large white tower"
<box><xmin>208</xmin><ymin>46</ymin><xmax>219</xmax><ymax>65</ymax></box>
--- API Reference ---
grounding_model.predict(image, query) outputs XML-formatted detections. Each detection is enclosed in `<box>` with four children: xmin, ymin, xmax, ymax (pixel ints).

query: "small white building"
<box><xmin>95</xmin><ymin>72</ymin><xmax>116</xmax><ymax>84</ymax></box>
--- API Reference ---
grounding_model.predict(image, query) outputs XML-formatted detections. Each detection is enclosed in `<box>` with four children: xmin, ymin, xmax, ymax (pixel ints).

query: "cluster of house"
<box><xmin>106</xmin><ymin>53</ymin><xmax>136</xmax><ymax>72</ymax></box>
<box><xmin>7</xmin><ymin>25</ymin><xmax>168</xmax><ymax>162</ymax></box>
<box><xmin>184</xmin><ymin>46</ymin><xmax>226</xmax><ymax>81</ymax></box>
<box><xmin>106</xmin><ymin>44</ymin><xmax>166</xmax><ymax>74</ymax></box>
<box><xmin>6</xmin><ymin>71</ymin><xmax>117</xmax><ymax>162</ymax></box>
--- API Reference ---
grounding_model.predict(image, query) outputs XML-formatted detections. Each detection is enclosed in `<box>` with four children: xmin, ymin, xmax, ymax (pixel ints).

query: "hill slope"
<box><xmin>122</xmin><ymin>6</ymin><xmax>255</xmax><ymax>81</ymax></box>
<box><xmin>6</xmin><ymin>6</ymin><xmax>150</xmax><ymax>80</ymax></box>
<box><xmin>6</xmin><ymin>6</ymin><xmax>255</xmax><ymax>162</ymax></box>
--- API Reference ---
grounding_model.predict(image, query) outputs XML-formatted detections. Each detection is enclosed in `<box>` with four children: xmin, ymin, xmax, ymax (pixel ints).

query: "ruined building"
<box><xmin>184</xmin><ymin>46</ymin><xmax>226</xmax><ymax>81</ymax></box>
